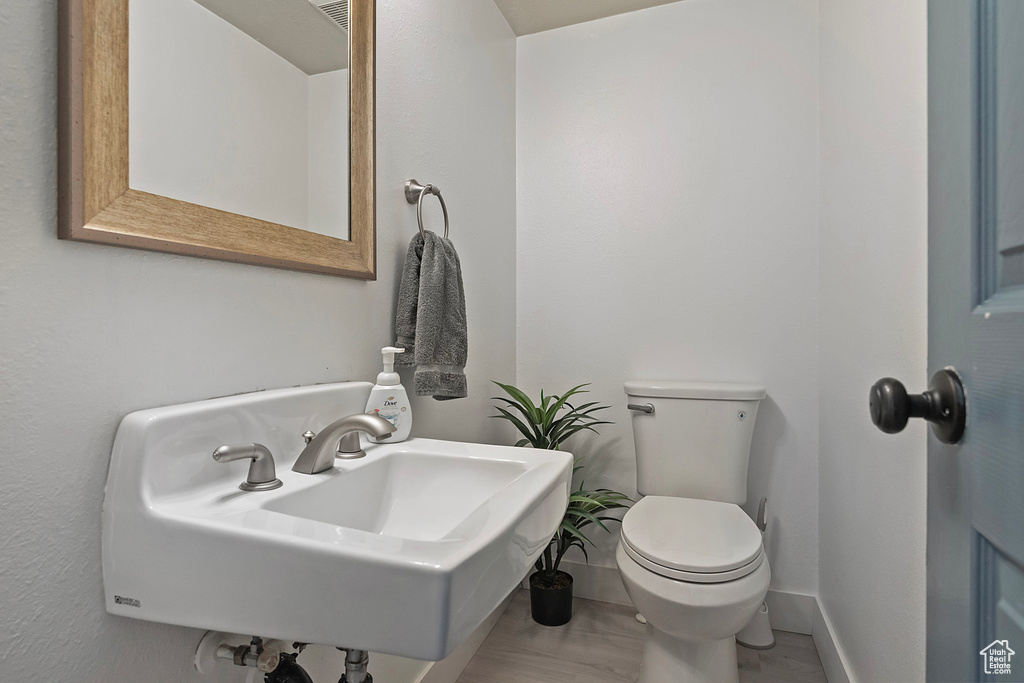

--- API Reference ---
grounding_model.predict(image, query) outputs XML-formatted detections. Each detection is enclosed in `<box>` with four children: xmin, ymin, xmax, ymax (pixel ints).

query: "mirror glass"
<box><xmin>128</xmin><ymin>0</ymin><xmax>351</xmax><ymax>240</ymax></box>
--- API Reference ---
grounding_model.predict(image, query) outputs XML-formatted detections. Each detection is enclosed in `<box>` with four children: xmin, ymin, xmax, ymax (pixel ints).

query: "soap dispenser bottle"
<box><xmin>364</xmin><ymin>346</ymin><xmax>411</xmax><ymax>443</ymax></box>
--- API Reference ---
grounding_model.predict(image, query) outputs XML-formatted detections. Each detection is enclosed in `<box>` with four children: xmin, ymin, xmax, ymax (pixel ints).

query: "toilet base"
<box><xmin>639</xmin><ymin>625</ymin><xmax>739</xmax><ymax>683</ymax></box>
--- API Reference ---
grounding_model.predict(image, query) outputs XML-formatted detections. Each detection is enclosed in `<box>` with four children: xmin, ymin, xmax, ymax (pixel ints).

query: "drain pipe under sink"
<box><xmin>338</xmin><ymin>647</ymin><xmax>372</xmax><ymax>683</ymax></box>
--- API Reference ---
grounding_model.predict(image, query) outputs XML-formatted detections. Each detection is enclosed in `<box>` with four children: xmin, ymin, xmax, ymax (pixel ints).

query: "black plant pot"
<box><xmin>529</xmin><ymin>570</ymin><xmax>573</xmax><ymax>626</ymax></box>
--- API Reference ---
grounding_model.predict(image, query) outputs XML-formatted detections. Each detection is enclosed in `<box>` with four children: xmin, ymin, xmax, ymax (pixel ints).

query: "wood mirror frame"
<box><xmin>58</xmin><ymin>0</ymin><xmax>376</xmax><ymax>279</ymax></box>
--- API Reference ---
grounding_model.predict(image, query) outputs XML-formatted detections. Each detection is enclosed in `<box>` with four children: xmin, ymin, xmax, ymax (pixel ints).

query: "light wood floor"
<box><xmin>456</xmin><ymin>591</ymin><xmax>827</xmax><ymax>683</ymax></box>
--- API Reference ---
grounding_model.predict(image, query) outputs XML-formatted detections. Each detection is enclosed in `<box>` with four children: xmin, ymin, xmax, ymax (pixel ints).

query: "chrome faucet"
<box><xmin>291</xmin><ymin>413</ymin><xmax>397</xmax><ymax>474</ymax></box>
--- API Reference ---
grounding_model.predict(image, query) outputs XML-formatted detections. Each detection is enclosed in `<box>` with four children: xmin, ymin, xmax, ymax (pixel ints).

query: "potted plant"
<box><xmin>491</xmin><ymin>381</ymin><xmax>631</xmax><ymax>626</ymax></box>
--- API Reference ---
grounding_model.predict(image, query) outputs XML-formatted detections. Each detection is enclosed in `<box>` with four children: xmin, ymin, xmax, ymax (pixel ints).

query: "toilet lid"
<box><xmin>621</xmin><ymin>496</ymin><xmax>763</xmax><ymax>575</ymax></box>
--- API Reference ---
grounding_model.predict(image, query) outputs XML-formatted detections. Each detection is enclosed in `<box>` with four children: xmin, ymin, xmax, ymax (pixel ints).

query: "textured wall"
<box><xmin>516</xmin><ymin>0</ymin><xmax>820</xmax><ymax>596</ymax></box>
<box><xmin>0</xmin><ymin>0</ymin><xmax>516</xmax><ymax>680</ymax></box>
<box><xmin>817</xmin><ymin>0</ymin><xmax>928</xmax><ymax>680</ymax></box>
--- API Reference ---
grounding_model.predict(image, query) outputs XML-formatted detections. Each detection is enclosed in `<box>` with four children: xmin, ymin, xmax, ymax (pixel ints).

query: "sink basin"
<box><xmin>265</xmin><ymin>453</ymin><xmax>529</xmax><ymax>541</ymax></box>
<box><xmin>102</xmin><ymin>382</ymin><xmax>572</xmax><ymax>660</ymax></box>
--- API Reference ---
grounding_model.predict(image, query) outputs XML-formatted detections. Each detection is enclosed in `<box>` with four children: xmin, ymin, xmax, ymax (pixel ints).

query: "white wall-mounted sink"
<box><xmin>102</xmin><ymin>382</ymin><xmax>572</xmax><ymax>660</ymax></box>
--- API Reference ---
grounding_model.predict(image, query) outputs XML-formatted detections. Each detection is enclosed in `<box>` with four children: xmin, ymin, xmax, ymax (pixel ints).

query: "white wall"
<box><xmin>130</xmin><ymin>0</ymin><xmax>311</xmax><ymax>229</ymax></box>
<box><xmin>0</xmin><ymin>1</ymin><xmax>515</xmax><ymax>681</ymax></box>
<box><xmin>516</xmin><ymin>0</ymin><xmax>820</xmax><ymax>596</ymax></box>
<box><xmin>817</xmin><ymin>0</ymin><xmax>928</xmax><ymax>680</ymax></box>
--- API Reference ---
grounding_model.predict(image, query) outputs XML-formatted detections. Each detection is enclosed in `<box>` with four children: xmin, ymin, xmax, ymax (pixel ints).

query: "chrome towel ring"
<box><xmin>405</xmin><ymin>179</ymin><xmax>449</xmax><ymax>239</ymax></box>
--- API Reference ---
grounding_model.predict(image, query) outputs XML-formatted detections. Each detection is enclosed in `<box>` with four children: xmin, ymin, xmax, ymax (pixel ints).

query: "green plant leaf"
<box><xmin>542</xmin><ymin>384</ymin><xmax>590</xmax><ymax>429</ymax></box>
<box><xmin>493</xmin><ymin>381</ymin><xmax>542</xmax><ymax>424</ymax></box>
<box><xmin>540</xmin><ymin>389</ymin><xmax>553</xmax><ymax>416</ymax></box>
<box><xmin>575</xmin><ymin>542</ymin><xmax>590</xmax><ymax>564</ymax></box>
<box><xmin>566</xmin><ymin>507</ymin><xmax>612</xmax><ymax>533</ymax></box>
<box><xmin>593</xmin><ymin>516</ymin><xmax>625</xmax><ymax>525</ymax></box>
<box><xmin>547</xmin><ymin>414</ymin><xmax>613</xmax><ymax>446</ymax></box>
<box><xmin>490</xmin><ymin>379</ymin><xmax>632</xmax><ymax>571</ymax></box>
<box><xmin>491</xmin><ymin>407</ymin><xmax>538</xmax><ymax>445</ymax></box>
<box><xmin>491</xmin><ymin>398</ymin><xmax>548</xmax><ymax>444</ymax></box>
<box><xmin>568</xmin><ymin>494</ymin><xmax>606</xmax><ymax>506</ymax></box>
<box><xmin>559</xmin><ymin>519</ymin><xmax>594</xmax><ymax>546</ymax></box>
<box><xmin>555</xmin><ymin>422</ymin><xmax>613</xmax><ymax>442</ymax></box>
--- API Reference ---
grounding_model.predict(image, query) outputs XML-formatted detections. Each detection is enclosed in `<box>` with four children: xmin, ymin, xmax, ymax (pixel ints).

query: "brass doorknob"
<box><xmin>869</xmin><ymin>369</ymin><xmax>966</xmax><ymax>444</ymax></box>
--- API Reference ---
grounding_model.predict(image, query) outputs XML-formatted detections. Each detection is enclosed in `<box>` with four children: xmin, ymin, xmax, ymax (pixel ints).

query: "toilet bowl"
<box><xmin>616</xmin><ymin>496</ymin><xmax>770</xmax><ymax>683</ymax></box>
<box><xmin>618</xmin><ymin>380</ymin><xmax>769</xmax><ymax>683</ymax></box>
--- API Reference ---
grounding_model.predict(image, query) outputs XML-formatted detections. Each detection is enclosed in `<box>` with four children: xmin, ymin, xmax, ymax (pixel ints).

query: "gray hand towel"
<box><xmin>395</xmin><ymin>231</ymin><xmax>467</xmax><ymax>400</ymax></box>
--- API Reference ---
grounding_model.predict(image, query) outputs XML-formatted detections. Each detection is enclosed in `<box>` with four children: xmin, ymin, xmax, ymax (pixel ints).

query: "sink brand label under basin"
<box><xmin>114</xmin><ymin>595</ymin><xmax>141</xmax><ymax>608</ymax></box>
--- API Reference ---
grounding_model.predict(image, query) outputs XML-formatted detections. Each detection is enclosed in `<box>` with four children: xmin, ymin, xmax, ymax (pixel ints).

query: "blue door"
<box><xmin>927</xmin><ymin>1</ymin><xmax>1024</xmax><ymax>680</ymax></box>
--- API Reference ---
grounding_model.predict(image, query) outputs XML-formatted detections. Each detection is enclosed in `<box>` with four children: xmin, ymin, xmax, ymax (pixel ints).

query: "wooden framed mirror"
<box><xmin>58</xmin><ymin>0</ymin><xmax>376</xmax><ymax>279</ymax></box>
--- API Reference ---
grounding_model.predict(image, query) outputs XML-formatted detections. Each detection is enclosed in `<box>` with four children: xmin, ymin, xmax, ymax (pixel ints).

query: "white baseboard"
<box><xmin>812</xmin><ymin>598</ymin><xmax>854</xmax><ymax>683</ymax></box>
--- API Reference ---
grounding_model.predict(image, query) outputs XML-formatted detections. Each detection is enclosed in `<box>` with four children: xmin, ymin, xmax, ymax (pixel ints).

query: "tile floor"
<box><xmin>456</xmin><ymin>591</ymin><xmax>828</xmax><ymax>683</ymax></box>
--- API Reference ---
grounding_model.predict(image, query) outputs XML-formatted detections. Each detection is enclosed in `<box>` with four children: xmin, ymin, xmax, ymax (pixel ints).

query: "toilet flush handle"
<box><xmin>627</xmin><ymin>403</ymin><xmax>655</xmax><ymax>414</ymax></box>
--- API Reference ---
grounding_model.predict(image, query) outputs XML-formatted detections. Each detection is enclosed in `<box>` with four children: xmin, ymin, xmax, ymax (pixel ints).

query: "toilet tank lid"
<box><xmin>623</xmin><ymin>380</ymin><xmax>766</xmax><ymax>400</ymax></box>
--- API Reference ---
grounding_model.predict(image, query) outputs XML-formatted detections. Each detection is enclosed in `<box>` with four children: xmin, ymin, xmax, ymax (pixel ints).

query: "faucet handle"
<box><xmin>212</xmin><ymin>443</ymin><xmax>283</xmax><ymax>492</ymax></box>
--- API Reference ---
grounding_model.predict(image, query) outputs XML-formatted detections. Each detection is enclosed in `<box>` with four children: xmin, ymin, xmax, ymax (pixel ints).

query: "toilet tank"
<box><xmin>624</xmin><ymin>380</ymin><xmax>766</xmax><ymax>505</ymax></box>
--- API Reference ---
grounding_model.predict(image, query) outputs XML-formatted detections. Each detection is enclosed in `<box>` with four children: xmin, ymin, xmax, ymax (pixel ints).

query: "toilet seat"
<box><xmin>620</xmin><ymin>496</ymin><xmax>764</xmax><ymax>584</ymax></box>
<box><xmin>622</xmin><ymin>538</ymin><xmax>765</xmax><ymax>583</ymax></box>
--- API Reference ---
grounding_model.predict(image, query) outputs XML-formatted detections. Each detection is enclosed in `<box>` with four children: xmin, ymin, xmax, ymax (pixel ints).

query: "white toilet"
<box><xmin>616</xmin><ymin>380</ymin><xmax>770</xmax><ymax>683</ymax></box>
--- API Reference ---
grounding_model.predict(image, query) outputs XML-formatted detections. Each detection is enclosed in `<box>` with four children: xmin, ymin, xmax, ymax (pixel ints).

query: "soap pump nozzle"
<box><xmin>376</xmin><ymin>346</ymin><xmax>405</xmax><ymax>386</ymax></box>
